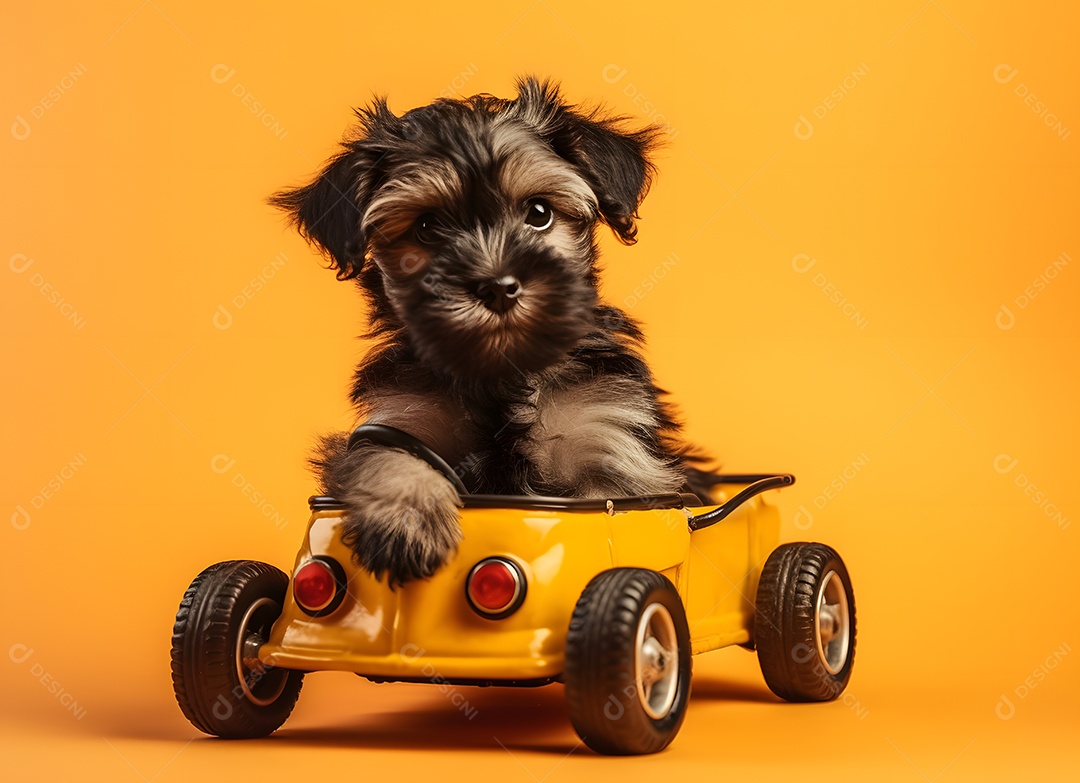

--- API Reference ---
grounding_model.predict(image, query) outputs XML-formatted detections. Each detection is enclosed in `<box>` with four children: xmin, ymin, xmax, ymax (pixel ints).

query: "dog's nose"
<box><xmin>476</xmin><ymin>275</ymin><xmax>522</xmax><ymax>314</ymax></box>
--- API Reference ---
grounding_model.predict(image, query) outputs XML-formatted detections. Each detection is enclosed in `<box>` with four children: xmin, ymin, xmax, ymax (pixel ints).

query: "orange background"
<box><xmin>2</xmin><ymin>2</ymin><xmax>1078</xmax><ymax>780</ymax></box>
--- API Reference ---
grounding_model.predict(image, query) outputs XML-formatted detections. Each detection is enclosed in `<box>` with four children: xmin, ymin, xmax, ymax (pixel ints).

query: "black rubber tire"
<box><xmin>564</xmin><ymin>568</ymin><xmax>692</xmax><ymax>755</ymax></box>
<box><xmin>171</xmin><ymin>560</ymin><xmax>304</xmax><ymax>738</ymax></box>
<box><xmin>755</xmin><ymin>543</ymin><xmax>856</xmax><ymax>702</ymax></box>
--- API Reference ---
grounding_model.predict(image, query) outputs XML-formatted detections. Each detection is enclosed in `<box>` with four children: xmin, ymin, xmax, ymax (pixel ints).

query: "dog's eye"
<box><xmin>524</xmin><ymin>199</ymin><xmax>554</xmax><ymax>231</ymax></box>
<box><xmin>415</xmin><ymin>213</ymin><xmax>441</xmax><ymax>244</ymax></box>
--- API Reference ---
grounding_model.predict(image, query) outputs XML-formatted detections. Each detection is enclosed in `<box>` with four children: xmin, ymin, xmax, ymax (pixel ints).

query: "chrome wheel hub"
<box><xmin>235</xmin><ymin>597</ymin><xmax>287</xmax><ymax>706</ymax></box>
<box><xmin>814</xmin><ymin>570</ymin><xmax>851</xmax><ymax>675</ymax></box>
<box><xmin>635</xmin><ymin>603</ymin><xmax>679</xmax><ymax>719</ymax></box>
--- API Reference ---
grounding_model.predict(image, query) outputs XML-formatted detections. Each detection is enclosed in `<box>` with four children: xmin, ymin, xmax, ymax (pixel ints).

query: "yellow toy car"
<box><xmin>171</xmin><ymin>426</ymin><xmax>855</xmax><ymax>755</ymax></box>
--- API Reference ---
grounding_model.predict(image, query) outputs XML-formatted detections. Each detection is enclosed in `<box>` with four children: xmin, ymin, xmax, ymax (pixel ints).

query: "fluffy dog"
<box><xmin>272</xmin><ymin>77</ymin><xmax>711</xmax><ymax>587</ymax></box>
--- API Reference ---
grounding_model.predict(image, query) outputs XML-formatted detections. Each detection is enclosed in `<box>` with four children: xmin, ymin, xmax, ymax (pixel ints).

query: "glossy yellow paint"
<box><xmin>683</xmin><ymin>494</ymin><xmax>781</xmax><ymax>654</ymax></box>
<box><xmin>259</xmin><ymin>486</ymin><xmax>782</xmax><ymax>680</ymax></box>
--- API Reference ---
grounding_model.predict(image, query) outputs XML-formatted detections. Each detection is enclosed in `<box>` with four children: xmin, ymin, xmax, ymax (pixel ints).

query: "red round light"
<box><xmin>293</xmin><ymin>560</ymin><xmax>336</xmax><ymax>611</ymax></box>
<box><xmin>468</xmin><ymin>560</ymin><xmax>521</xmax><ymax>614</ymax></box>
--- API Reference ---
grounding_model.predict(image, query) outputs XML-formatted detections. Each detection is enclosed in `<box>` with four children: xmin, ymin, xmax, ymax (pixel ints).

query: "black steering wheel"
<box><xmin>346</xmin><ymin>424</ymin><xmax>468</xmax><ymax>494</ymax></box>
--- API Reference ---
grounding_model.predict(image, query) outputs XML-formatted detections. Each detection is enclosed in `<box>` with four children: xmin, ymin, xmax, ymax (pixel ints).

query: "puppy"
<box><xmin>272</xmin><ymin>77</ymin><xmax>712</xmax><ymax>587</ymax></box>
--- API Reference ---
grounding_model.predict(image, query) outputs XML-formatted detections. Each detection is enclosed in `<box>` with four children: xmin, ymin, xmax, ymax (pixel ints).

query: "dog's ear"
<box><xmin>269</xmin><ymin>101</ymin><xmax>396</xmax><ymax>279</ymax></box>
<box><xmin>514</xmin><ymin>76</ymin><xmax>660</xmax><ymax>244</ymax></box>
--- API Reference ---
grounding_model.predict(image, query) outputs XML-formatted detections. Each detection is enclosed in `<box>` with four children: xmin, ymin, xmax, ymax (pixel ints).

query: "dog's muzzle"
<box><xmin>475</xmin><ymin>275</ymin><xmax>523</xmax><ymax>315</ymax></box>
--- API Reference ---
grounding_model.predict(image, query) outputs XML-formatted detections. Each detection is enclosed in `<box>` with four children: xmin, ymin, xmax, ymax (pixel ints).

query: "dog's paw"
<box><xmin>338</xmin><ymin>448</ymin><xmax>463</xmax><ymax>587</ymax></box>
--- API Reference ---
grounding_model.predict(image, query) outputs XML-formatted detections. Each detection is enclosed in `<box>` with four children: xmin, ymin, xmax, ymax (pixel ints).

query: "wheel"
<box><xmin>754</xmin><ymin>543</ymin><xmax>856</xmax><ymax>702</ymax></box>
<box><xmin>564</xmin><ymin>568</ymin><xmax>691</xmax><ymax>755</ymax></box>
<box><xmin>171</xmin><ymin>560</ymin><xmax>304</xmax><ymax>738</ymax></box>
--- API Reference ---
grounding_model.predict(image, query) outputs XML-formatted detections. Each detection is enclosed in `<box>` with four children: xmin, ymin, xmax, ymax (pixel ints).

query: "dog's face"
<box><xmin>272</xmin><ymin>77</ymin><xmax>657</xmax><ymax>380</ymax></box>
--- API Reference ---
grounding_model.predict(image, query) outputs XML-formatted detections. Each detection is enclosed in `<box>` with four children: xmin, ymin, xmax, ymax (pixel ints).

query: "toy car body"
<box><xmin>172</xmin><ymin>428</ymin><xmax>856</xmax><ymax>755</ymax></box>
<box><xmin>265</xmin><ymin>483</ymin><xmax>775</xmax><ymax>679</ymax></box>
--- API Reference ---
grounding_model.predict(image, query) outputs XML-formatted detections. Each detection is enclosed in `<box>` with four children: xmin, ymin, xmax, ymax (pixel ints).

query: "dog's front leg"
<box><xmin>326</xmin><ymin>441</ymin><xmax>463</xmax><ymax>587</ymax></box>
<box><xmin>312</xmin><ymin>392</ymin><xmax>473</xmax><ymax>586</ymax></box>
<box><xmin>525</xmin><ymin>377</ymin><xmax>686</xmax><ymax>498</ymax></box>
